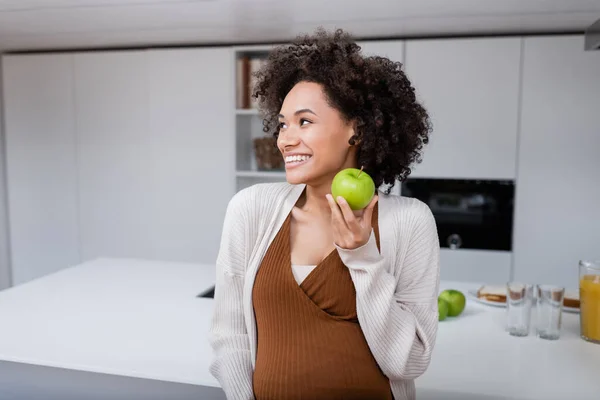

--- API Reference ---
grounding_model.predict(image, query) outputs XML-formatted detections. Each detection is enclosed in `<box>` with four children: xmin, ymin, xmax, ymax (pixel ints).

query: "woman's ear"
<box><xmin>348</xmin><ymin>120</ymin><xmax>361</xmax><ymax>146</ymax></box>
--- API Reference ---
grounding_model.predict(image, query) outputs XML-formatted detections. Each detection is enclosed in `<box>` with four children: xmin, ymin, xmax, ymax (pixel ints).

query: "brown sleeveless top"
<box><xmin>251</xmin><ymin>205</ymin><xmax>392</xmax><ymax>400</ymax></box>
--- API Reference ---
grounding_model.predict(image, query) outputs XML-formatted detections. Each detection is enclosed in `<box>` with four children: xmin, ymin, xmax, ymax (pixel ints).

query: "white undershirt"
<box><xmin>291</xmin><ymin>264</ymin><xmax>317</xmax><ymax>285</ymax></box>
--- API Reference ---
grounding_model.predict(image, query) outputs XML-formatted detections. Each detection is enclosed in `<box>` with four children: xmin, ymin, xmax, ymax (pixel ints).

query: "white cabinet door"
<box><xmin>75</xmin><ymin>51</ymin><xmax>153</xmax><ymax>261</ymax></box>
<box><xmin>2</xmin><ymin>54</ymin><xmax>80</xmax><ymax>286</ymax></box>
<box><xmin>358</xmin><ymin>40</ymin><xmax>404</xmax><ymax>62</ymax></box>
<box><xmin>513</xmin><ymin>35</ymin><xmax>600</xmax><ymax>289</ymax></box>
<box><xmin>146</xmin><ymin>48</ymin><xmax>235</xmax><ymax>265</ymax></box>
<box><xmin>404</xmin><ymin>37</ymin><xmax>521</xmax><ymax>180</ymax></box>
<box><xmin>75</xmin><ymin>49</ymin><xmax>234</xmax><ymax>265</ymax></box>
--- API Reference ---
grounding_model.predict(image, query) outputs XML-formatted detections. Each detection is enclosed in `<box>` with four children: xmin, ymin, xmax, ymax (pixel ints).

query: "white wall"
<box><xmin>0</xmin><ymin>58</ymin><xmax>12</xmax><ymax>290</ymax></box>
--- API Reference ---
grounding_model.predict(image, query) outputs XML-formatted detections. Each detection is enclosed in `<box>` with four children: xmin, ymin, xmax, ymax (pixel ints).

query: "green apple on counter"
<box><xmin>331</xmin><ymin>167</ymin><xmax>375</xmax><ymax>210</ymax></box>
<box><xmin>438</xmin><ymin>298</ymin><xmax>449</xmax><ymax>321</ymax></box>
<box><xmin>438</xmin><ymin>289</ymin><xmax>466</xmax><ymax>318</ymax></box>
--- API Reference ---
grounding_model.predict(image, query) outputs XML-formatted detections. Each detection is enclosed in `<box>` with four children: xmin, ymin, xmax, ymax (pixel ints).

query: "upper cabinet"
<box><xmin>74</xmin><ymin>48</ymin><xmax>235</xmax><ymax>266</ymax></box>
<box><xmin>358</xmin><ymin>39</ymin><xmax>404</xmax><ymax>63</ymax></box>
<box><xmin>145</xmin><ymin>48</ymin><xmax>235</xmax><ymax>265</ymax></box>
<box><xmin>512</xmin><ymin>35</ymin><xmax>600</xmax><ymax>289</ymax></box>
<box><xmin>2</xmin><ymin>48</ymin><xmax>235</xmax><ymax>286</ymax></box>
<box><xmin>404</xmin><ymin>37</ymin><xmax>522</xmax><ymax>180</ymax></box>
<box><xmin>74</xmin><ymin>51</ymin><xmax>155</xmax><ymax>262</ymax></box>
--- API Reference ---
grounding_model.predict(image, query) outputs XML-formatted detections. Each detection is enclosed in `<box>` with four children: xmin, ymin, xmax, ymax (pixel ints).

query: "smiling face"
<box><xmin>277</xmin><ymin>81</ymin><xmax>358</xmax><ymax>187</ymax></box>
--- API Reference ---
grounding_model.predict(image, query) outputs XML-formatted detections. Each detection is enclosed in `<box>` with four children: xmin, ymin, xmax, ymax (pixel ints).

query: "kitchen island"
<box><xmin>0</xmin><ymin>258</ymin><xmax>598</xmax><ymax>400</ymax></box>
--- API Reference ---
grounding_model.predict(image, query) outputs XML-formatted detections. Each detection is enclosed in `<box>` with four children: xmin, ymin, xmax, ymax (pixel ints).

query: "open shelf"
<box><xmin>234</xmin><ymin>47</ymin><xmax>283</xmax><ymax>192</ymax></box>
<box><xmin>236</xmin><ymin>170</ymin><xmax>286</xmax><ymax>179</ymax></box>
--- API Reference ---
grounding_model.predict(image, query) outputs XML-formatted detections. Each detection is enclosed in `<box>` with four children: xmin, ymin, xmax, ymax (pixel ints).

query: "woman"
<box><xmin>209</xmin><ymin>28</ymin><xmax>440</xmax><ymax>400</ymax></box>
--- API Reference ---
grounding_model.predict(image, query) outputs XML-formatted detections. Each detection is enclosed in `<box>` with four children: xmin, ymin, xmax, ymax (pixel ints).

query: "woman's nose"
<box><xmin>278</xmin><ymin>128</ymin><xmax>300</xmax><ymax>149</ymax></box>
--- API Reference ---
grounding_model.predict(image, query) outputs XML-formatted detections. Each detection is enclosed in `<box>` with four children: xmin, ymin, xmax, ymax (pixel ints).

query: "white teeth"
<box><xmin>285</xmin><ymin>155</ymin><xmax>311</xmax><ymax>163</ymax></box>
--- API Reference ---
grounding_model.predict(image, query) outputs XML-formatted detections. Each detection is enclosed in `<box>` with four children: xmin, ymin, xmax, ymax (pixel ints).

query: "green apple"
<box><xmin>438</xmin><ymin>298</ymin><xmax>449</xmax><ymax>321</ymax></box>
<box><xmin>331</xmin><ymin>168</ymin><xmax>375</xmax><ymax>210</ymax></box>
<box><xmin>439</xmin><ymin>289</ymin><xmax>466</xmax><ymax>317</ymax></box>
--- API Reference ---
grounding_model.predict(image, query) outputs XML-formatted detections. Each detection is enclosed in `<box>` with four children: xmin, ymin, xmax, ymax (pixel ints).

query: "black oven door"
<box><xmin>401</xmin><ymin>179</ymin><xmax>514</xmax><ymax>251</ymax></box>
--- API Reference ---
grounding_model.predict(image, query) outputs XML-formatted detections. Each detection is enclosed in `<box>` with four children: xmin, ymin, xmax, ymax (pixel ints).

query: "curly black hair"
<box><xmin>252</xmin><ymin>27</ymin><xmax>432</xmax><ymax>192</ymax></box>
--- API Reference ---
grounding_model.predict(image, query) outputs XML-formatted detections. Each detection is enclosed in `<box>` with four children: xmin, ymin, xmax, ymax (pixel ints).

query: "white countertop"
<box><xmin>0</xmin><ymin>258</ymin><xmax>598</xmax><ymax>399</ymax></box>
<box><xmin>0</xmin><ymin>258</ymin><xmax>220</xmax><ymax>388</ymax></box>
<box><xmin>418</xmin><ymin>286</ymin><xmax>600</xmax><ymax>400</ymax></box>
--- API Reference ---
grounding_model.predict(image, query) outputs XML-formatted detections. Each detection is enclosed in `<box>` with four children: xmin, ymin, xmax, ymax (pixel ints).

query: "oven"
<box><xmin>400</xmin><ymin>178</ymin><xmax>514</xmax><ymax>251</ymax></box>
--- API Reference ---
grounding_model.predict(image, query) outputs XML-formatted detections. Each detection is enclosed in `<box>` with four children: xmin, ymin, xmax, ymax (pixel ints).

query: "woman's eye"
<box><xmin>279</xmin><ymin>122</ymin><xmax>287</xmax><ymax>129</ymax></box>
<box><xmin>300</xmin><ymin>119</ymin><xmax>311</xmax><ymax>126</ymax></box>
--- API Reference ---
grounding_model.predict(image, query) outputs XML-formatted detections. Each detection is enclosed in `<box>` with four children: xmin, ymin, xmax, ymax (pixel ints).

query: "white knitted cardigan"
<box><xmin>209</xmin><ymin>182</ymin><xmax>440</xmax><ymax>400</ymax></box>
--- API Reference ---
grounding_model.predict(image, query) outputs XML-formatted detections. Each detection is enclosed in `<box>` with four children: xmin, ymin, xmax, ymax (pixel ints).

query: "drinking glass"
<box><xmin>535</xmin><ymin>285</ymin><xmax>565</xmax><ymax>340</ymax></box>
<box><xmin>506</xmin><ymin>283</ymin><xmax>534</xmax><ymax>337</ymax></box>
<box><xmin>579</xmin><ymin>260</ymin><xmax>600</xmax><ymax>344</ymax></box>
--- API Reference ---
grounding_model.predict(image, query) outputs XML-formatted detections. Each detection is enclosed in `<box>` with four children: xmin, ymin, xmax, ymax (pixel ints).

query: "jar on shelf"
<box><xmin>253</xmin><ymin>136</ymin><xmax>284</xmax><ymax>171</ymax></box>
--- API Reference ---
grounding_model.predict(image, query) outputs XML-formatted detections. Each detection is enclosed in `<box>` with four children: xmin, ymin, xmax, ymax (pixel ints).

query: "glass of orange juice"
<box><xmin>579</xmin><ymin>260</ymin><xmax>600</xmax><ymax>344</ymax></box>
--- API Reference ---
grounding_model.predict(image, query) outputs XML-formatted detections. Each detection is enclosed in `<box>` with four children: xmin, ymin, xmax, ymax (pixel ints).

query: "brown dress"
<box><xmin>252</xmin><ymin>205</ymin><xmax>393</xmax><ymax>400</ymax></box>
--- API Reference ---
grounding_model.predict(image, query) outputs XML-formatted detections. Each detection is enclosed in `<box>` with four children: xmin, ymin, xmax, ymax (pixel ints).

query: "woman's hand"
<box><xmin>325</xmin><ymin>193</ymin><xmax>379</xmax><ymax>250</ymax></box>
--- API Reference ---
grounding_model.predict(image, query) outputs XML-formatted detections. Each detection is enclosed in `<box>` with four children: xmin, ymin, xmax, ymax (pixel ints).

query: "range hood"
<box><xmin>585</xmin><ymin>18</ymin><xmax>600</xmax><ymax>50</ymax></box>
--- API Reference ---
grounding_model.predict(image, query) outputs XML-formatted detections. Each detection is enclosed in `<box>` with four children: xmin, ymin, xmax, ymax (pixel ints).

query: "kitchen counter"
<box><xmin>0</xmin><ymin>258</ymin><xmax>598</xmax><ymax>400</ymax></box>
<box><xmin>0</xmin><ymin>258</ymin><xmax>221</xmax><ymax>400</ymax></box>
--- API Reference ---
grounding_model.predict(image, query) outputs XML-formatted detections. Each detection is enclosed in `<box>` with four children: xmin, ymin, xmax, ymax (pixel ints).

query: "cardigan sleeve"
<box><xmin>208</xmin><ymin>193</ymin><xmax>255</xmax><ymax>400</ymax></box>
<box><xmin>336</xmin><ymin>200</ymin><xmax>440</xmax><ymax>381</ymax></box>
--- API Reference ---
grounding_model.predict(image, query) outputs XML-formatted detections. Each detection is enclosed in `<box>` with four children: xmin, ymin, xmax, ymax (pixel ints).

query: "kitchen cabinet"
<box><xmin>75</xmin><ymin>48</ymin><xmax>234</xmax><ymax>266</ymax></box>
<box><xmin>404</xmin><ymin>37</ymin><xmax>521</xmax><ymax>180</ymax></box>
<box><xmin>74</xmin><ymin>51</ymin><xmax>152</xmax><ymax>262</ymax></box>
<box><xmin>512</xmin><ymin>35</ymin><xmax>600</xmax><ymax>289</ymax></box>
<box><xmin>358</xmin><ymin>39</ymin><xmax>404</xmax><ymax>62</ymax></box>
<box><xmin>2</xmin><ymin>48</ymin><xmax>234</xmax><ymax>286</ymax></box>
<box><xmin>2</xmin><ymin>54</ymin><xmax>81</xmax><ymax>286</ymax></box>
<box><xmin>145</xmin><ymin>48</ymin><xmax>235</xmax><ymax>265</ymax></box>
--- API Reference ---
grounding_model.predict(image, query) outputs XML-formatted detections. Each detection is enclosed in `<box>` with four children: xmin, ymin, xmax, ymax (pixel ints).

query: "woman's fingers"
<box><xmin>335</xmin><ymin>196</ymin><xmax>360</xmax><ymax>232</ymax></box>
<box><xmin>326</xmin><ymin>193</ymin><xmax>378</xmax><ymax>249</ymax></box>
<box><xmin>362</xmin><ymin>195</ymin><xmax>379</xmax><ymax>228</ymax></box>
<box><xmin>325</xmin><ymin>194</ymin><xmax>350</xmax><ymax>248</ymax></box>
<box><xmin>325</xmin><ymin>194</ymin><xmax>348</xmax><ymax>232</ymax></box>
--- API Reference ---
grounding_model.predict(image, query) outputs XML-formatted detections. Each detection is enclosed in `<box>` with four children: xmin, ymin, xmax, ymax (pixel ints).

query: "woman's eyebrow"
<box><xmin>278</xmin><ymin>108</ymin><xmax>318</xmax><ymax>118</ymax></box>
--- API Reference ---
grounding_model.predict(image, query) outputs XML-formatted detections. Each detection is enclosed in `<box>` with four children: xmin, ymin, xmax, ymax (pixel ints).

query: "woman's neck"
<box><xmin>293</xmin><ymin>177</ymin><xmax>333</xmax><ymax>217</ymax></box>
<box><xmin>303</xmin><ymin>183</ymin><xmax>332</xmax><ymax>215</ymax></box>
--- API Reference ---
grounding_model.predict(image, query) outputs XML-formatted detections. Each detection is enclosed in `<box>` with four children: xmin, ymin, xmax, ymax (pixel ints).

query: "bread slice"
<box><xmin>477</xmin><ymin>285</ymin><xmax>507</xmax><ymax>303</ymax></box>
<box><xmin>563</xmin><ymin>290</ymin><xmax>580</xmax><ymax>308</ymax></box>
